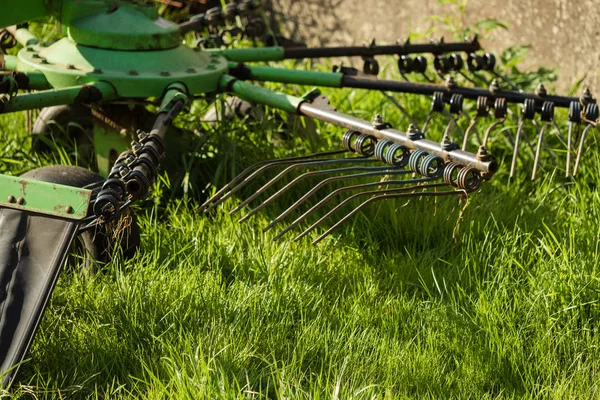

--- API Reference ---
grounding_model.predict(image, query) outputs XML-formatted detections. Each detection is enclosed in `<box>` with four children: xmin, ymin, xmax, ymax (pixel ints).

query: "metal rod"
<box><xmin>310</xmin><ymin>188</ymin><xmax>465</xmax><ymax>245</ymax></box>
<box><xmin>341</xmin><ymin>76</ymin><xmax>580</xmax><ymax>108</ymax></box>
<box><xmin>298</xmin><ymin>102</ymin><xmax>499</xmax><ymax>175</ymax></box>
<box><xmin>213</xmin><ymin>40</ymin><xmax>481</xmax><ymax>63</ymax></box>
<box><xmin>241</xmin><ymin>166</ymin><xmax>407</xmax><ymax>223</ymax></box>
<box><xmin>229</xmin><ymin>158</ymin><xmax>380</xmax><ymax>215</ymax></box>
<box><xmin>199</xmin><ymin>150</ymin><xmax>346</xmax><ymax>212</ymax></box>
<box><xmin>0</xmin><ymin>82</ymin><xmax>118</xmax><ymax>114</ymax></box>
<box><xmin>272</xmin><ymin>175</ymin><xmax>428</xmax><ymax>240</ymax></box>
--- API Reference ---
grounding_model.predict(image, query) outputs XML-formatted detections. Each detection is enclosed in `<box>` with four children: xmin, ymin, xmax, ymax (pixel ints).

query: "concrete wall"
<box><xmin>265</xmin><ymin>0</ymin><xmax>600</xmax><ymax>95</ymax></box>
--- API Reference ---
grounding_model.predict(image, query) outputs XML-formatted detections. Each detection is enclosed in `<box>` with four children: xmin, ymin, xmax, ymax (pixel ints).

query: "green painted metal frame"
<box><xmin>0</xmin><ymin>174</ymin><xmax>91</xmax><ymax>220</ymax></box>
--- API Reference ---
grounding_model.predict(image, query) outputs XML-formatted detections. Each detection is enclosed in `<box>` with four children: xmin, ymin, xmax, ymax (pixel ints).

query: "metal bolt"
<box><xmin>67</xmin><ymin>64</ymin><xmax>76</xmax><ymax>70</ymax></box>
<box><xmin>16</xmin><ymin>197</ymin><xmax>25</xmax><ymax>205</ymax></box>
<box><xmin>128</xmin><ymin>70</ymin><xmax>139</xmax><ymax>76</ymax></box>
<box><xmin>445</xmin><ymin>76</ymin><xmax>456</xmax><ymax>90</ymax></box>
<box><xmin>441</xmin><ymin>133</ymin><xmax>459</xmax><ymax>151</ymax></box>
<box><xmin>65</xmin><ymin>206</ymin><xmax>73</xmax><ymax>214</ymax></box>
<box><xmin>372</xmin><ymin>113</ymin><xmax>385</xmax><ymax>129</ymax></box>
<box><xmin>535</xmin><ymin>84</ymin><xmax>547</xmax><ymax>97</ymax></box>
<box><xmin>159</xmin><ymin>71</ymin><xmax>170</xmax><ymax>76</ymax></box>
<box><xmin>7</xmin><ymin>195</ymin><xmax>15</xmax><ymax>203</ymax></box>
<box><xmin>186</xmin><ymin>68</ymin><xmax>197</xmax><ymax>73</ymax></box>
<box><xmin>407</xmin><ymin>124</ymin><xmax>423</xmax><ymax>140</ymax></box>
<box><xmin>93</xmin><ymin>68</ymin><xmax>103</xmax><ymax>74</ymax></box>
<box><xmin>489</xmin><ymin>79</ymin><xmax>500</xmax><ymax>94</ymax></box>
<box><xmin>476</xmin><ymin>145</ymin><xmax>493</xmax><ymax>161</ymax></box>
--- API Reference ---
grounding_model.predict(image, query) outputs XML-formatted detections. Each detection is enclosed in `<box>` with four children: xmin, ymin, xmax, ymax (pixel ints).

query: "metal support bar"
<box><xmin>219</xmin><ymin>74</ymin><xmax>303</xmax><ymax>114</ymax></box>
<box><xmin>229</xmin><ymin>62</ymin><xmax>344</xmax><ymax>87</ymax></box>
<box><xmin>5</xmin><ymin>25</ymin><xmax>39</xmax><ymax>47</ymax></box>
<box><xmin>210</xmin><ymin>39</ymin><xmax>480</xmax><ymax>63</ymax></box>
<box><xmin>230</xmin><ymin>63</ymin><xmax>583</xmax><ymax>110</ymax></box>
<box><xmin>298</xmin><ymin>102</ymin><xmax>498</xmax><ymax>175</ymax></box>
<box><xmin>341</xmin><ymin>76</ymin><xmax>580</xmax><ymax>108</ymax></box>
<box><xmin>0</xmin><ymin>81</ymin><xmax>118</xmax><ymax>114</ymax></box>
<box><xmin>221</xmin><ymin>76</ymin><xmax>497</xmax><ymax>175</ymax></box>
<box><xmin>0</xmin><ymin>174</ymin><xmax>91</xmax><ymax>220</ymax></box>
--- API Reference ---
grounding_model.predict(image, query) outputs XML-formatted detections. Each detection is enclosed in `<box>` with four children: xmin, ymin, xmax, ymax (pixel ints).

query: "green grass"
<box><xmin>1</xmin><ymin>58</ymin><xmax>600</xmax><ymax>399</ymax></box>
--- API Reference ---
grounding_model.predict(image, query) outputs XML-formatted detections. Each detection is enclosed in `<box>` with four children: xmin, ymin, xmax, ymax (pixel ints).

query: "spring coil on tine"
<box><xmin>540</xmin><ymin>101</ymin><xmax>555</xmax><ymax>122</ymax></box>
<box><xmin>420</xmin><ymin>154</ymin><xmax>446</xmax><ymax>178</ymax></box>
<box><xmin>383</xmin><ymin>143</ymin><xmax>411</xmax><ymax>167</ymax></box>
<box><xmin>522</xmin><ymin>98</ymin><xmax>536</xmax><ymax>120</ymax></box>
<box><xmin>431</xmin><ymin>91</ymin><xmax>445</xmax><ymax>112</ymax></box>
<box><xmin>353</xmin><ymin>134</ymin><xmax>377</xmax><ymax>156</ymax></box>
<box><xmin>456</xmin><ymin>167</ymin><xmax>482</xmax><ymax>191</ymax></box>
<box><xmin>443</xmin><ymin>163</ymin><xmax>462</xmax><ymax>187</ymax></box>
<box><xmin>584</xmin><ymin>102</ymin><xmax>599</xmax><ymax>122</ymax></box>
<box><xmin>408</xmin><ymin>150</ymin><xmax>429</xmax><ymax>175</ymax></box>
<box><xmin>413</xmin><ymin>56</ymin><xmax>428</xmax><ymax>73</ymax></box>
<box><xmin>434</xmin><ymin>55</ymin><xmax>451</xmax><ymax>75</ymax></box>
<box><xmin>483</xmin><ymin>53</ymin><xmax>496</xmax><ymax>70</ymax></box>
<box><xmin>374</xmin><ymin>139</ymin><xmax>392</xmax><ymax>161</ymax></box>
<box><xmin>342</xmin><ymin>130</ymin><xmax>361</xmax><ymax>152</ymax></box>
<box><xmin>449</xmin><ymin>53</ymin><xmax>464</xmax><ymax>71</ymax></box>
<box><xmin>443</xmin><ymin>163</ymin><xmax>481</xmax><ymax>191</ymax></box>
<box><xmin>467</xmin><ymin>53</ymin><xmax>484</xmax><ymax>71</ymax></box>
<box><xmin>493</xmin><ymin>98</ymin><xmax>507</xmax><ymax>119</ymax></box>
<box><xmin>449</xmin><ymin>94</ymin><xmax>464</xmax><ymax>114</ymax></box>
<box><xmin>476</xmin><ymin>96</ymin><xmax>489</xmax><ymax>117</ymax></box>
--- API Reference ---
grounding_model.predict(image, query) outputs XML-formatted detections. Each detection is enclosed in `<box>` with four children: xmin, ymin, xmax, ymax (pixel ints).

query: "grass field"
<box><xmin>1</xmin><ymin>52</ymin><xmax>600</xmax><ymax>398</ymax></box>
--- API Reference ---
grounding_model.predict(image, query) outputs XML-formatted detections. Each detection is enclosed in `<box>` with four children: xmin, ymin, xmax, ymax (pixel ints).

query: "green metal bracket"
<box><xmin>0</xmin><ymin>174</ymin><xmax>91</xmax><ymax>220</ymax></box>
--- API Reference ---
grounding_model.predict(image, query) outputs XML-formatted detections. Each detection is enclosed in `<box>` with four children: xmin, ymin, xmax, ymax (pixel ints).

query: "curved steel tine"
<box><xmin>273</xmin><ymin>176</ymin><xmax>432</xmax><ymax>240</ymax></box>
<box><xmin>492</xmin><ymin>71</ymin><xmax>521</xmax><ymax>91</ymax></box>
<box><xmin>458</xmin><ymin>71</ymin><xmax>480</xmax><ymax>86</ymax></box>
<box><xmin>264</xmin><ymin>169</ymin><xmax>414</xmax><ymax>232</ymax></box>
<box><xmin>312</xmin><ymin>188</ymin><xmax>466</xmax><ymax>245</ymax></box>
<box><xmin>205</xmin><ymin>153</ymin><xmax>363</xmax><ymax>213</ymax></box>
<box><xmin>293</xmin><ymin>182</ymin><xmax>445</xmax><ymax>242</ymax></box>
<box><xmin>532</xmin><ymin>123</ymin><xmax>549</xmax><ymax>180</ymax></box>
<box><xmin>461</xmin><ymin>109</ymin><xmax>483</xmax><ymax>146</ymax></box>
<box><xmin>442</xmin><ymin>110</ymin><xmax>465</xmax><ymax>139</ymax></box>
<box><xmin>573</xmin><ymin>124</ymin><xmax>595</xmax><ymax>176</ymax></box>
<box><xmin>229</xmin><ymin>157</ymin><xmax>378</xmax><ymax>215</ymax></box>
<box><xmin>381</xmin><ymin>91</ymin><xmax>418</xmax><ymax>126</ymax></box>
<box><xmin>238</xmin><ymin>165</ymin><xmax>400</xmax><ymax>222</ymax></box>
<box><xmin>552</xmin><ymin>120</ymin><xmax>567</xmax><ymax>147</ymax></box>
<box><xmin>421</xmin><ymin>111</ymin><xmax>434</xmax><ymax>134</ymax></box>
<box><xmin>532</xmin><ymin>120</ymin><xmax>557</xmax><ymax>167</ymax></box>
<box><xmin>510</xmin><ymin>119</ymin><xmax>525</xmax><ymax>178</ymax></box>
<box><xmin>566</xmin><ymin>121</ymin><xmax>575</xmax><ymax>177</ymax></box>
<box><xmin>198</xmin><ymin>149</ymin><xmax>346</xmax><ymax>212</ymax></box>
<box><xmin>482</xmin><ymin>118</ymin><xmax>505</xmax><ymax>148</ymax></box>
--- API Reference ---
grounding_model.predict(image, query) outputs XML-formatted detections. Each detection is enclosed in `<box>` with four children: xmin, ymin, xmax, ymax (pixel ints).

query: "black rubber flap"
<box><xmin>0</xmin><ymin>207</ymin><xmax>78</xmax><ymax>388</ymax></box>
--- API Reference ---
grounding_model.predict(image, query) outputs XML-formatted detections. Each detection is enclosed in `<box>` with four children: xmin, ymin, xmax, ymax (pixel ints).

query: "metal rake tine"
<box><xmin>229</xmin><ymin>156</ymin><xmax>378</xmax><ymax>215</ymax></box>
<box><xmin>566</xmin><ymin>121</ymin><xmax>578</xmax><ymax>177</ymax></box>
<box><xmin>238</xmin><ymin>165</ymin><xmax>401</xmax><ymax>222</ymax></box>
<box><xmin>312</xmin><ymin>188</ymin><xmax>466</xmax><ymax>245</ymax></box>
<box><xmin>272</xmin><ymin>177</ymin><xmax>432</xmax><ymax>240</ymax></box>
<box><xmin>532</xmin><ymin>120</ymin><xmax>558</xmax><ymax>167</ymax></box>
<box><xmin>510</xmin><ymin>119</ymin><xmax>525</xmax><ymax>178</ymax></box>
<box><xmin>294</xmin><ymin>182</ymin><xmax>445</xmax><ymax>242</ymax></box>
<box><xmin>264</xmin><ymin>170</ymin><xmax>415</xmax><ymax>232</ymax></box>
<box><xmin>532</xmin><ymin>123</ymin><xmax>550</xmax><ymax>180</ymax></box>
<box><xmin>573</xmin><ymin>124</ymin><xmax>595</xmax><ymax>176</ymax></box>
<box><xmin>381</xmin><ymin>91</ymin><xmax>418</xmax><ymax>126</ymax></box>
<box><xmin>199</xmin><ymin>150</ymin><xmax>346</xmax><ymax>212</ymax></box>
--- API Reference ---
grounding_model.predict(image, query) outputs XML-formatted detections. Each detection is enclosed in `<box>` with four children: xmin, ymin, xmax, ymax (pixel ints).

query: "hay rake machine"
<box><xmin>0</xmin><ymin>0</ymin><xmax>597</xmax><ymax>388</ymax></box>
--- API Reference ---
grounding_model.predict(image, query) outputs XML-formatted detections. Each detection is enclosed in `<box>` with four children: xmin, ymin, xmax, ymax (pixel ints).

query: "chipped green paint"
<box><xmin>0</xmin><ymin>174</ymin><xmax>91</xmax><ymax>220</ymax></box>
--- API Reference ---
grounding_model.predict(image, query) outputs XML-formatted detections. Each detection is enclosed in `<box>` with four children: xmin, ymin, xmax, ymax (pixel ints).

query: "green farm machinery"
<box><xmin>0</xmin><ymin>0</ymin><xmax>596</xmax><ymax>388</ymax></box>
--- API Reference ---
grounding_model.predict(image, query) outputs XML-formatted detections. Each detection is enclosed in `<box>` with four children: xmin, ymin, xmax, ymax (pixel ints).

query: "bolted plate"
<box><xmin>0</xmin><ymin>174</ymin><xmax>91</xmax><ymax>220</ymax></box>
<box><xmin>16</xmin><ymin>39</ymin><xmax>228</xmax><ymax>98</ymax></box>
